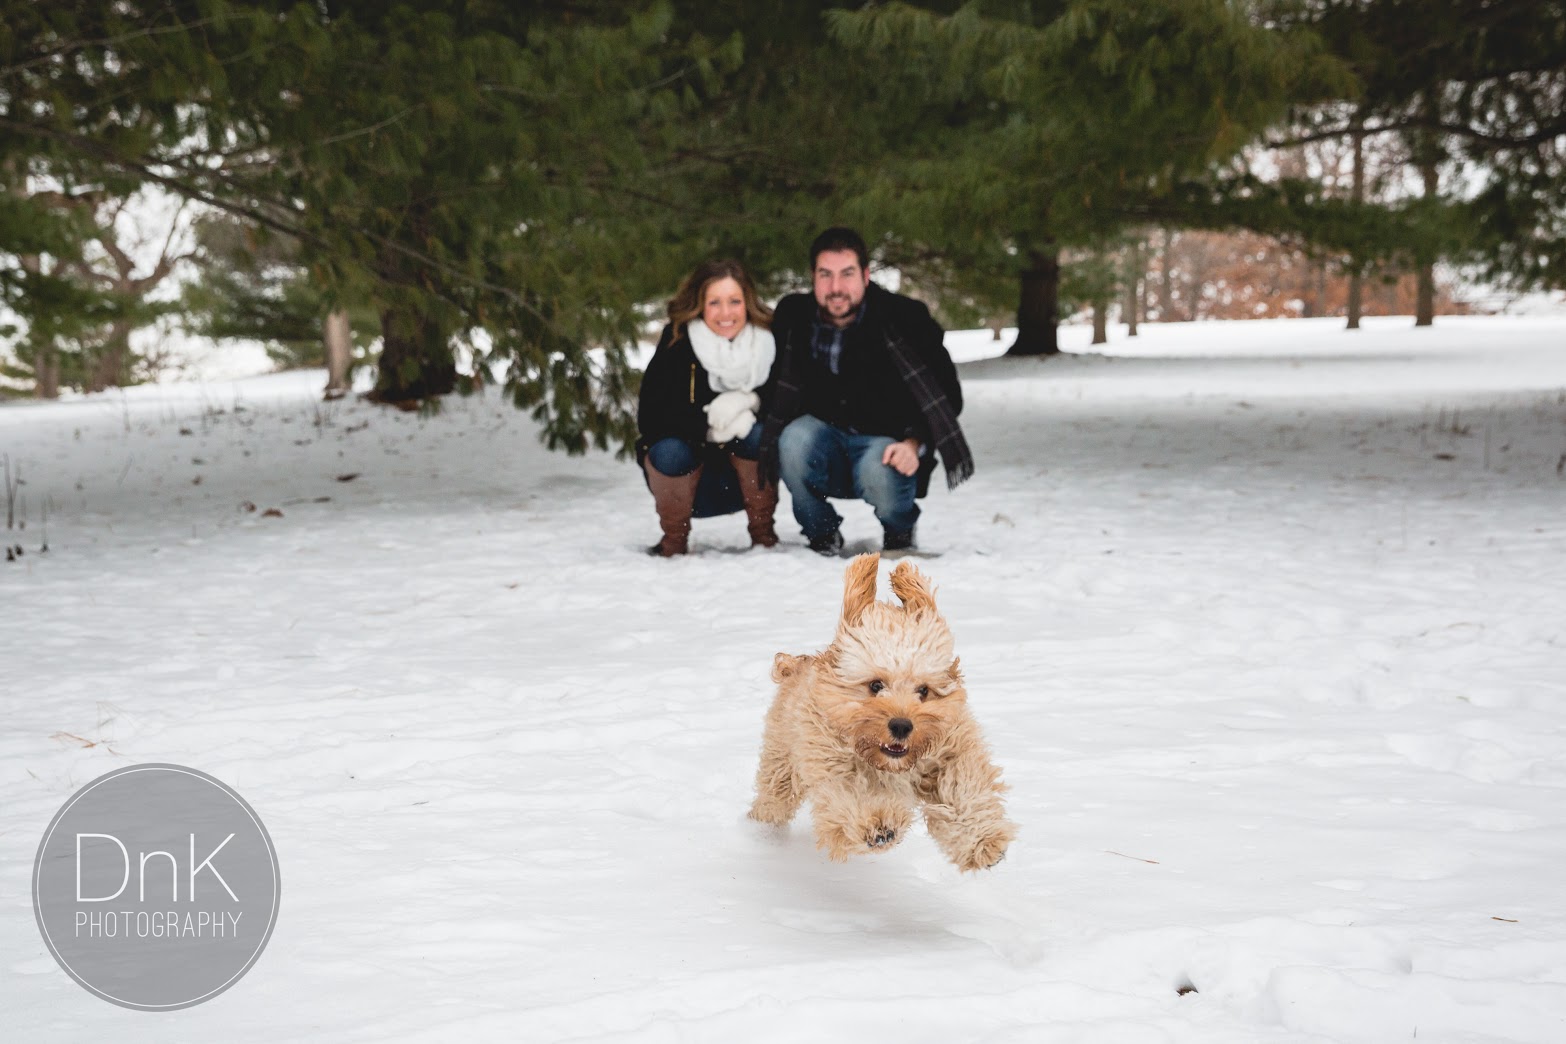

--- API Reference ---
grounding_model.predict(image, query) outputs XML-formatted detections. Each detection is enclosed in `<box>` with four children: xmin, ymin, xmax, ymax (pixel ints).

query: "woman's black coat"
<box><xmin>635</xmin><ymin>323</ymin><xmax>773</xmax><ymax>462</ymax></box>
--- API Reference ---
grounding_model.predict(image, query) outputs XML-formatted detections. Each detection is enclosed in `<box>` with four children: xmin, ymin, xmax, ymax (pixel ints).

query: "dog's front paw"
<box><xmin>956</xmin><ymin>830</ymin><xmax>1012</xmax><ymax>872</ymax></box>
<box><xmin>814</xmin><ymin>806</ymin><xmax>911</xmax><ymax>860</ymax></box>
<box><xmin>861</xmin><ymin>808</ymin><xmax>911</xmax><ymax>853</ymax></box>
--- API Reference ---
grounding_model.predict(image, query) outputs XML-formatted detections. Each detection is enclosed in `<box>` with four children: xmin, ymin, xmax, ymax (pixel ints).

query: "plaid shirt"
<box><xmin>809</xmin><ymin>300</ymin><xmax>866</xmax><ymax>376</ymax></box>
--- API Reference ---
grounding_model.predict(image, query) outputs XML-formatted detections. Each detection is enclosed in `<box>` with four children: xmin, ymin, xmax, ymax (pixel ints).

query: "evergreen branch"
<box><xmin>0</xmin><ymin>115</ymin><xmax>311</xmax><ymax>242</ymax></box>
<box><xmin>132</xmin><ymin>142</ymin><xmax>280</xmax><ymax>169</ymax></box>
<box><xmin>0</xmin><ymin>15</ymin><xmax>231</xmax><ymax>80</ymax></box>
<box><xmin>478</xmin><ymin>60</ymin><xmax>701</xmax><ymax>102</ymax></box>
<box><xmin>90</xmin><ymin>146</ymin><xmax>554</xmax><ymax>331</ymax></box>
<box><xmin>3</xmin><ymin>120</ymin><xmax>407</xmax><ymax>328</ymax></box>
<box><xmin>584</xmin><ymin>179</ymin><xmax>715</xmax><ymax>219</ymax></box>
<box><xmin>318</xmin><ymin>108</ymin><xmax>420</xmax><ymax>148</ymax></box>
<box><xmin>1268</xmin><ymin>115</ymin><xmax>1566</xmax><ymax>152</ymax></box>
<box><xmin>27</xmin><ymin>188</ymin><xmax>108</xmax><ymax>211</ymax></box>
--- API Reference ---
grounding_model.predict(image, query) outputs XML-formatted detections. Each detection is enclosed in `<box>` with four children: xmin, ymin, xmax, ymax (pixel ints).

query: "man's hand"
<box><xmin>882</xmin><ymin>438</ymin><xmax>921</xmax><ymax>477</ymax></box>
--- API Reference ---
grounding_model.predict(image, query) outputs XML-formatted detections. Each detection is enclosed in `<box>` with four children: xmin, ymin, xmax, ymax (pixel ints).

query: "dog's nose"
<box><xmin>887</xmin><ymin>718</ymin><xmax>913</xmax><ymax>740</ymax></box>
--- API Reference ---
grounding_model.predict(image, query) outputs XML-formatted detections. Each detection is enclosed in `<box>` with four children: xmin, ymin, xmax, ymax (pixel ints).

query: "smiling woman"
<box><xmin>635</xmin><ymin>259</ymin><xmax>779</xmax><ymax>557</ymax></box>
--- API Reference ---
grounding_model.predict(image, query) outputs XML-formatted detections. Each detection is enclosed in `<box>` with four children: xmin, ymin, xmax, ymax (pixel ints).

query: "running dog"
<box><xmin>748</xmin><ymin>553</ymin><xmax>1015</xmax><ymax>871</ymax></box>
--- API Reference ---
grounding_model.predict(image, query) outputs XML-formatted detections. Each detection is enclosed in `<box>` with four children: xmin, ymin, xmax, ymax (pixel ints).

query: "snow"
<box><xmin>4</xmin><ymin>315</ymin><xmax>1566</xmax><ymax>1042</ymax></box>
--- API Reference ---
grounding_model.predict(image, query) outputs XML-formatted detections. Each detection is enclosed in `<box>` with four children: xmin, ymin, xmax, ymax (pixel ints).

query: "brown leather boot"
<box><xmin>644</xmin><ymin>458</ymin><xmax>702</xmax><ymax>556</ymax></box>
<box><xmin>730</xmin><ymin>454</ymin><xmax>779</xmax><ymax>549</ymax></box>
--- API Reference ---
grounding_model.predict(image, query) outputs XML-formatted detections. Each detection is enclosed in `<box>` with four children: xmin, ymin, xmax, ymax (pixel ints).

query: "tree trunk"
<box><xmin>1125</xmin><ymin>240</ymin><xmax>1141</xmax><ymax>337</ymax></box>
<box><xmin>1158</xmin><ymin>227</ymin><xmax>1175</xmax><ymax>321</ymax></box>
<box><xmin>1414</xmin><ymin>268</ymin><xmax>1435</xmax><ymax>326</ymax></box>
<box><xmin>1185</xmin><ymin>263</ymin><xmax>1203</xmax><ymax>322</ymax></box>
<box><xmin>86</xmin><ymin>319</ymin><xmax>132</xmax><ymax>393</ymax></box>
<box><xmin>1346</xmin><ymin>113</ymin><xmax>1365</xmax><ymax>331</ymax></box>
<box><xmin>369</xmin><ymin>302</ymin><xmax>456</xmax><ymax>403</ymax></box>
<box><xmin>18</xmin><ymin>251</ymin><xmax>60</xmax><ymax>398</ymax></box>
<box><xmin>1091</xmin><ymin>300</ymin><xmax>1108</xmax><ymax>345</ymax></box>
<box><xmin>324</xmin><ymin>309</ymin><xmax>353</xmax><ymax>399</ymax></box>
<box><xmin>34</xmin><ymin>348</ymin><xmax>60</xmax><ymax>399</ymax></box>
<box><xmin>1414</xmin><ymin>93</ymin><xmax>1439</xmax><ymax>328</ymax></box>
<box><xmin>1414</xmin><ymin>150</ymin><xmax>1438</xmax><ymax>327</ymax></box>
<box><xmin>1008</xmin><ymin>246</ymin><xmax>1060</xmax><ymax>356</ymax></box>
<box><xmin>368</xmin><ymin>206</ymin><xmax>457</xmax><ymax>402</ymax></box>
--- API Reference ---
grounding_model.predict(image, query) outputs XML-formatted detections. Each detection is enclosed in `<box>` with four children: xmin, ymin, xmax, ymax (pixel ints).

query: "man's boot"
<box><xmin>644</xmin><ymin>459</ymin><xmax>702</xmax><ymax>556</ymax></box>
<box><xmin>881</xmin><ymin>525</ymin><xmax>917</xmax><ymax>558</ymax></box>
<box><xmin>729</xmin><ymin>455</ymin><xmax>779</xmax><ymax>549</ymax></box>
<box><xmin>808</xmin><ymin>529</ymin><xmax>844</xmax><ymax>557</ymax></box>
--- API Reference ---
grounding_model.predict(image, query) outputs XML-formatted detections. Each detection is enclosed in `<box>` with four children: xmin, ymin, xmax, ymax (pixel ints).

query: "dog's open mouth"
<box><xmin>879</xmin><ymin>743</ymin><xmax>909</xmax><ymax>758</ymax></box>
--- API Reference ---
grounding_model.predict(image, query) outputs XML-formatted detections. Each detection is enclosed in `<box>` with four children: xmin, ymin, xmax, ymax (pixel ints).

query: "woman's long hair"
<box><xmin>666</xmin><ymin>259</ymin><xmax>773</xmax><ymax>339</ymax></box>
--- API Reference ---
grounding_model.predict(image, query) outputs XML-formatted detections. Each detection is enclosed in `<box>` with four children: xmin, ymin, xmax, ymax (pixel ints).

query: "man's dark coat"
<box><xmin>759</xmin><ymin>282</ymin><xmax>964</xmax><ymax>498</ymax></box>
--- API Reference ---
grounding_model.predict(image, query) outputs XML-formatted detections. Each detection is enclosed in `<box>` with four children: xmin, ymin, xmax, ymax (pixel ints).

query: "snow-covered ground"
<box><xmin>4</xmin><ymin>315</ymin><xmax>1566</xmax><ymax>1042</ymax></box>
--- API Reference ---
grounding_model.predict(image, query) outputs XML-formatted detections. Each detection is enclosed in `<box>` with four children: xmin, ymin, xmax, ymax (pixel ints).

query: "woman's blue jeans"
<box><xmin>645</xmin><ymin>422</ymin><xmax>761</xmax><ymax>476</ymax></box>
<box><xmin>644</xmin><ymin>423</ymin><xmax>761</xmax><ymax>519</ymax></box>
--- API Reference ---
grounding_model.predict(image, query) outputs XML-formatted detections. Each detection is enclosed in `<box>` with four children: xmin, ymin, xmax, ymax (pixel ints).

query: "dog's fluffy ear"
<box><xmin>948</xmin><ymin>656</ymin><xmax>964</xmax><ymax>686</ymax></box>
<box><xmin>890</xmin><ymin>560</ymin><xmax>938</xmax><ymax>615</ymax></box>
<box><xmin>772</xmin><ymin>652</ymin><xmax>806</xmax><ymax>682</ymax></box>
<box><xmin>840</xmin><ymin>553</ymin><xmax>881</xmax><ymax>628</ymax></box>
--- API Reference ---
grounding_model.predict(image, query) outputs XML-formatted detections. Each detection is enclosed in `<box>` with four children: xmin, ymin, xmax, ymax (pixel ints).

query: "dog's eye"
<box><xmin>917</xmin><ymin>685</ymin><xmax>930</xmax><ymax>700</ymax></box>
<box><xmin>868</xmin><ymin>680</ymin><xmax>885</xmax><ymax>695</ymax></box>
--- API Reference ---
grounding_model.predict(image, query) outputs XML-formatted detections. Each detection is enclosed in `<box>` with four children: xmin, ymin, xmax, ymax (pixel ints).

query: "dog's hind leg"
<box><xmin>748</xmin><ymin>727</ymin><xmax>804</xmax><ymax>825</ymax></box>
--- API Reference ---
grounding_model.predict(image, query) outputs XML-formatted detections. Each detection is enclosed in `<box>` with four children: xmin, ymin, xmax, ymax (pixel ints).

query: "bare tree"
<box><xmin>1412</xmin><ymin>91</ymin><xmax>1441</xmax><ymax>328</ymax></box>
<box><xmin>323</xmin><ymin>310</ymin><xmax>353</xmax><ymax>399</ymax></box>
<box><xmin>30</xmin><ymin>188</ymin><xmax>195</xmax><ymax>393</ymax></box>
<box><xmin>1124</xmin><ymin>238</ymin><xmax>1142</xmax><ymax>337</ymax></box>
<box><xmin>1157</xmin><ymin>227</ymin><xmax>1176</xmax><ymax>320</ymax></box>
<box><xmin>1347</xmin><ymin>109</ymin><xmax>1367</xmax><ymax>330</ymax></box>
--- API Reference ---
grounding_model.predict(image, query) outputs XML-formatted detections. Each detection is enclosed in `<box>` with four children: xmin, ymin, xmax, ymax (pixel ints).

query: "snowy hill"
<box><xmin>4</xmin><ymin>316</ymin><xmax>1566</xmax><ymax>1042</ymax></box>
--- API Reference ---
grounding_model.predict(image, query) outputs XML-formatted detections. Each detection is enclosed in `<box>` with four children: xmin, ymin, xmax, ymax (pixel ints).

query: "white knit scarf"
<box><xmin>686</xmin><ymin>319</ymin><xmax>775</xmax><ymax>393</ymax></box>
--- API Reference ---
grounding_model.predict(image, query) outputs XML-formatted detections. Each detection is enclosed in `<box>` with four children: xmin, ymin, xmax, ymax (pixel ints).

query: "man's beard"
<box><xmin>819</xmin><ymin>292</ymin><xmax>859</xmax><ymax>318</ymax></box>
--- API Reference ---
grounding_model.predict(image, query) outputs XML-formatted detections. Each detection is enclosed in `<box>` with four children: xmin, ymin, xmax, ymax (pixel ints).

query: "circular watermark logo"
<box><xmin>32</xmin><ymin>764</ymin><xmax>281</xmax><ymax>1011</ymax></box>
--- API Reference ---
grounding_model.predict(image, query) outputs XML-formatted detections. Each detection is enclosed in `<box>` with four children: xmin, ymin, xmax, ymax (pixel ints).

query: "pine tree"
<box><xmin>2</xmin><ymin>1</ymin><xmax>303</xmax><ymax>394</ymax></box>
<box><xmin>194</xmin><ymin>2</ymin><xmax>748</xmax><ymax>446</ymax></box>
<box><xmin>3</xmin><ymin>1</ymin><xmax>746</xmax><ymax>448</ymax></box>
<box><xmin>1268</xmin><ymin>1</ymin><xmax>1566</xmax><ymax>308</ymax></box>
<box><xmin>826</xmin><ymin>0</ymin><xmax>1345</xmax><ymax>354</ymax></box>
<box><xmin>0</xmin><ymin>168</ymin><xmax>111</xmax><ymax>397</ymax></box>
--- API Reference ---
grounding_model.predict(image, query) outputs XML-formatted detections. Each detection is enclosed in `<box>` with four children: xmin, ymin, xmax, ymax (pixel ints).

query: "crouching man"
<box><xmin>760</xmin><ymin>227</ymin><xmax>974</xmax><ymax>555</ymax></box>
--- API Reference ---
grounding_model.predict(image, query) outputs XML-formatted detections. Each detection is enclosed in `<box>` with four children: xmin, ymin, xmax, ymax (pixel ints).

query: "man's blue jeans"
<box><xmin>777</xmin><ymin>414</ymin><xmax>918</xmax><ymax>540</ymax></box>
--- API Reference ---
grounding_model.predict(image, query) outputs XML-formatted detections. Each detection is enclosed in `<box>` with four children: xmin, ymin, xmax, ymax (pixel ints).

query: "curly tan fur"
<box><xmin>749</xmin><ymin>554</ymin><xmax>1016</xmax><ymax>872</ymax></box>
